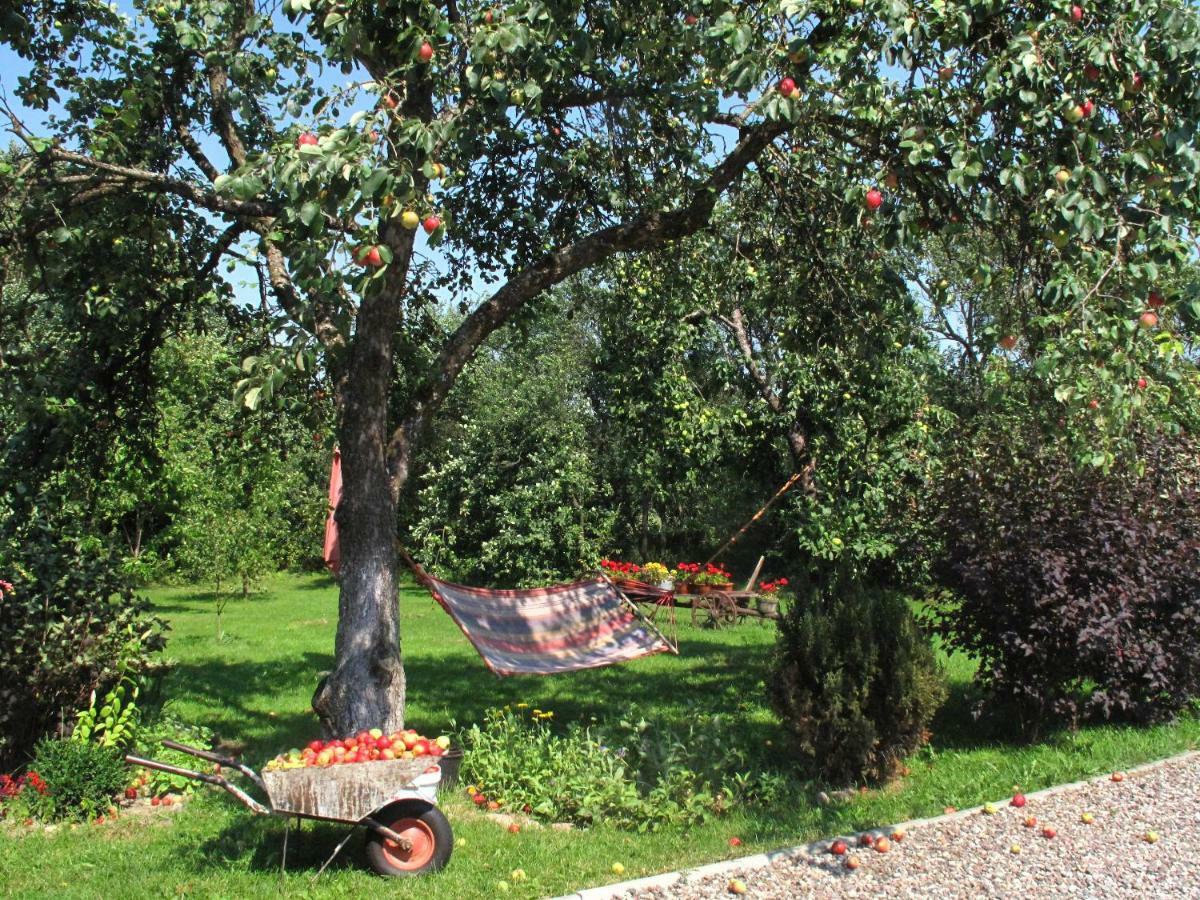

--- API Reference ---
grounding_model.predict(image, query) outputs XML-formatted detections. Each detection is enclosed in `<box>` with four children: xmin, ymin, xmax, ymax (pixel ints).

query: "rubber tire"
<box><xmin>364</xmin><ymin>800</ymin><xmax>453</xmax><ymax>877</ymax></box>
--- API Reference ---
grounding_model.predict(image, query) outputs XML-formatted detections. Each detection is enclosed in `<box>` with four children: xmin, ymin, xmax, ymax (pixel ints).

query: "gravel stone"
<box><xmin>619</xmin><ymin>753</ymin><xmax>1200</xmax><ymax>899</ymax></box>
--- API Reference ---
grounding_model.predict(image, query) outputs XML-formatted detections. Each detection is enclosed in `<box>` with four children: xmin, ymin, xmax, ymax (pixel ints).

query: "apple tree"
<box><xmin>4</xmin><ymin>0</ymin><xmax>1200</xmax><ymax>735</ymax></box>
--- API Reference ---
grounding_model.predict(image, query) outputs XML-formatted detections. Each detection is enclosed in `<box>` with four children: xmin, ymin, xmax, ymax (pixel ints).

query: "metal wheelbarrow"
<box><xmin>127</xmin><ymin>740</ymin><xmax>454</xmax><ymax>877</ymax></box>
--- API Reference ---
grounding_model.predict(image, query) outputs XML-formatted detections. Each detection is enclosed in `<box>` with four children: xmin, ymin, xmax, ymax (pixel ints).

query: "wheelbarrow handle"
<box><xmin>159</xmin><ymin>740</ymin><xmax>270</xmax><ymax>796</ymax></box>
<box><xmin>125</xmin><ymin>753</ymin><xmax>272</xmax><ymax>816</ymax></box>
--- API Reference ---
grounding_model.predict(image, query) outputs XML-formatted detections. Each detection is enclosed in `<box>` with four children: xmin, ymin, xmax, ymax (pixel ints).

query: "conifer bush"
<box><xmin>767</xmin><ymin>576</ymin><xmax>945</xmax><ymax>784</ymax></box>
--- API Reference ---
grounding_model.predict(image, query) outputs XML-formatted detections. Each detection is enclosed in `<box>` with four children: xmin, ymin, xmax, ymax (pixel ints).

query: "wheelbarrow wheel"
<box><xmin>365</xmin><ymin>800</ymin><xmax>453</xmax><ymax>877</ymax></box>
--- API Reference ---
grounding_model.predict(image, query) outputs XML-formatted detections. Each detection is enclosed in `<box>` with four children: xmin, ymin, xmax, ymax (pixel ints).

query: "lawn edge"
<box><xmin>552</xmin><ymin>748</ymin><xmax>1200</xmax><ymax>900</ymax></box>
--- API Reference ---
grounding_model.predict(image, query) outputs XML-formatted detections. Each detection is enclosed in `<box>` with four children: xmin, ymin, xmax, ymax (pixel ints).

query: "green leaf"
<box><xmin>299</xmin><ymin>201</ymin><xmax>320</xmax><ymax>226</ymax></box>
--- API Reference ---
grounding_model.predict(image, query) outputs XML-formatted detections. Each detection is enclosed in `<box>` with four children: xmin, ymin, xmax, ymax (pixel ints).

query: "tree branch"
<box><xmin>385</xmin><ymin>119</ymin><xmax>786</xmax><ymax>480</ymax></box>
<box><xmin>40</xmin><ymin>146</ymin><xmax>276</xmax><ymax>217</ymax></box>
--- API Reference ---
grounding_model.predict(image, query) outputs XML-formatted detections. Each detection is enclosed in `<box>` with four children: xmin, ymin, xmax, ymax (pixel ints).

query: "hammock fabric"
<box><xmin>323</xmin><ymin>448</ymin><xmax>343</xmax><ymax>575</ymax></box>
<box><xmin>418</xmin><ymin>571</ymin><xmax>677</xmax><ymax>676</ymax></box>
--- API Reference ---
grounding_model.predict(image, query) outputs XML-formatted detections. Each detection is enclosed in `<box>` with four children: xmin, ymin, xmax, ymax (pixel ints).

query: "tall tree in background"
<box><xmin>4</xmin><ymin>0</ymin><xmax>1200</xmax><ymax>735</ymax></box>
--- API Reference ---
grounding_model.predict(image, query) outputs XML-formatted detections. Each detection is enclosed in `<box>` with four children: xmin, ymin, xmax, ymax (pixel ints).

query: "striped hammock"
<box><xmin>420</xmin><ymin>572</ymin><xmax>677</xmax><ymax>676</ymax></box>
<box><xmin>322</xmin><ymin>451</ymin><xmax>675</xmax><ymax>675</ymax></box>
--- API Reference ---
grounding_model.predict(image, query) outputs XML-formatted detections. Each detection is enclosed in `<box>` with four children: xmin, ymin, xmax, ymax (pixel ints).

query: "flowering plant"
<box><xmin>759</xmin><ymin>577</ymin><xmax>790</xmax><ymax>595</ymax></box>
<box><xmin>0</xmin><ymin>770</ymin><xmax>50</xmax><ymax>822</ymax></box>
<box><xmin>640</xmin><ymin>562</ymin><xmax>670</xmax><ymax>584</ymax></box>
<box><xmin>674</xmin><ymin>562</ymin><xmax>700</xmax><ymax>582</ymax></box>
<box><xmin>0</xmin><ymin>579</ymin><xmax>13</xmax><ymax>601</ymax></box>
<box><xmin>600</xmin><ymin>559</ymin><xmax>642</xmax><ymax>579</ymax></box>
<box><xmin>694</xmin><ymin>563</ymin><xmax>733</xmax><ymax>586</ymax></box>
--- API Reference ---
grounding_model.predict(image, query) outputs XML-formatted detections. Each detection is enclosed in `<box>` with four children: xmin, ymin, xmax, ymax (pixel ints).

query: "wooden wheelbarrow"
<box><xmin>126</xmin><ymin>740</ymin><xmax>453</xmax><ymax>877</ymax></box>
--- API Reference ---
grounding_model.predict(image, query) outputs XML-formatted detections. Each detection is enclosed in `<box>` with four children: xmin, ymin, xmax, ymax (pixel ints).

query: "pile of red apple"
<box><xmin>264</xmin><ymin>728</ymin><xmax>452</xmax><ymax>771</ymax></box>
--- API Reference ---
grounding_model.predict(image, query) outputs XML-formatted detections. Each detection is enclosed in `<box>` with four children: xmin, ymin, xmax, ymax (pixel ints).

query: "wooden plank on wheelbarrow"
<box><xmin>262</xmin><ymin>757</ymin><xmax>436</xmax><ymax>822</ymax></box>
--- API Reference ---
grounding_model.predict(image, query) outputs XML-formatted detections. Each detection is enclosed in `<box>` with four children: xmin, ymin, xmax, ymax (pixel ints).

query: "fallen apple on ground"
<box><xmin>1111</xmin><ymin>772</ymin><xmax>1126</xmax><ymax>782</ymax></box>
<box><xmin>1081</xmin><ymin>812</ymin><xmax>1095</xmax><ymax>824</ymax></box>
<box><xmin>1011</xmin><ymin>793</ymin><xmax>1027</xmax><ymax>808</ymax></box>
<box><xmin>845</xmin><ymin>855</ymin><xmax>861</xmax><ymax>870</ymax></box>
<box><xmin>830</xmin><ymin>839</ymin><xmax>848</xmax><ymax>855</ymax></box>
<box><xmin>1042</xmin><ymin>826</ymin><xmax>1057</xmax><ymax>839</ymax></box>
<box><xmin>728</xmin><ymin>879</ymin><xmax>747</xmax><ymax>895</ymax></box>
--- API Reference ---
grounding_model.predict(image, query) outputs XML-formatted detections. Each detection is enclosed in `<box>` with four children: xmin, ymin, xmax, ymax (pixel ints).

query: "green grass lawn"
<box><xmin>2</xmin><ymin>572</ymin><xmax>1198</xmax><ymax>899</ymax></box>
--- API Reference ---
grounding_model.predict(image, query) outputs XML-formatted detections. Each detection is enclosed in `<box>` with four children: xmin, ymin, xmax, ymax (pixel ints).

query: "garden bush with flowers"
<box><xmin>458</xmin><ymin>704</ymin><xmax>789</xmax><ymax>831</ymax></box>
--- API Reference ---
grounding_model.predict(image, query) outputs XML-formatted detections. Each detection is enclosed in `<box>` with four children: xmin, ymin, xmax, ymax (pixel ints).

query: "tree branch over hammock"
<box><xmin>385</xmin><ymin>119</ymin><xmax>788</xmax><ymax>491</ymax></box>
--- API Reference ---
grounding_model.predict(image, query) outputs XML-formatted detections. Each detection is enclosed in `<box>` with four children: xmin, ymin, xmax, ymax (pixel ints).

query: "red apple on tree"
<box><xmin>1081</xmin><ymin>99</ymin><xmax>1095</xmax><ymax>118</ymax></box>
<box><xmin>778</xmin><ymin>77</ymin><xmax>796</xmax><ymax>96</ymax></box>
<box><xmin>422</xmin><ymin>215</ymin><xmax>442</xmax><ymax>234</ymax></box>
<box><xmin>297</xmin><ymin>132</ymin><xmax>318</xmax><ymax>148</ymax></box>
<box><xmin>1148</xmin><ymin>291</ymin><xmax>1165</xmax><ymax>308</ymax></box>
<box><xmin>1140</xmin><ymin>311</ymin><xmax>1159</xmax><ymax>328</ymax></box>
<box><xmin>684</xmin><ymin>13</ymin><xmax>698</xmax><ymax>25</ymax></box>
<box><xmin>418</xmin><ymin>41</ymin><xmax>434</xmax><ymax>62</ymax></box>
<box><xmin>999</xmin><ymin>334</ymin><xmax>1018</xmax><ymax>350</ymax></box>
<box><xmin>1137</xmin><ymin>377</ymin><xmax>1148</xmax><ymax>390</ymax></box>
<box><xmin>1085</xmin><ymin>64</ymin><xmax>1101</xmax><ymax>82</ymax></box>
<box><xmin>355</xmin><ymin>245</ymin><xmax>384</xmax><ymax>267</ymax></box>
<box><xmin>864</xmin><ymin>188</ymin><xmax>883</xmax><ymax>211</ymax></box>
<box><xmin>1071</xmin><ymin>4</ymin><xmax>1084</xmax><ymax>23</ymax></box>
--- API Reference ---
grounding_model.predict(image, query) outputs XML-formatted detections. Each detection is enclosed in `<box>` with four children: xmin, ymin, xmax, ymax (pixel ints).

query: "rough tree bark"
<box><xmin>312</xmin><ymin>218</ymin><xmax>416</xmax><ymax>737</ymax></box>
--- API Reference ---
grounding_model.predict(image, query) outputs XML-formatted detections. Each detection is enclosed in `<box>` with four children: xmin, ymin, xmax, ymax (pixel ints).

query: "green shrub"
<box><xmin>0</xmin><ymin>502</ymin><xmax>166</xmax><ymax>767</ymax></box>
<box><xmin>459</xmin><ymin>706</ymin><xmax>789</xmax><ymax>831</ymax></box>
<box><xmin>132</xmin><ymin>711</ymin><xmax>214</xmax><ymax>798</ymax></box>
<box><xmin>29</xmin><ymin>737</ymin><xmax>127</xmax><ymax>821</ymax></box>
<box><xmin>767</xmin><ymin>576</ymin><xmax>946</xmax><ymax>784</ymax></box>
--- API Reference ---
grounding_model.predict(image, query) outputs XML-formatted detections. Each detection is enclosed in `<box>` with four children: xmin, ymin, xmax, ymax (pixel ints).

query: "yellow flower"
<box><xmin>516</xmin><ymin>702</ymin><xmax>528</xmax><ymax>708</ymax></box>
<box><xmin>532</xmin><ymin>709</ymin><xmax>543</xmax><ymax>716</ymax></box>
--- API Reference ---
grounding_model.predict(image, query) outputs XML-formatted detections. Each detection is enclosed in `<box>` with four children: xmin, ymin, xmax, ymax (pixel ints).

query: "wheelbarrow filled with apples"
<box><xmin>126</xmin><ymin>729</ymin><xmax>459</xmax><ymax>877</ymax></box>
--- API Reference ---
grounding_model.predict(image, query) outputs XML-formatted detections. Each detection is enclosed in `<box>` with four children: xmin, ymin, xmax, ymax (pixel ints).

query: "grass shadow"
<box><xmin>161</xmin><ymin>652</ymin><xmax>333</xmax><ymax>755</ymax></box>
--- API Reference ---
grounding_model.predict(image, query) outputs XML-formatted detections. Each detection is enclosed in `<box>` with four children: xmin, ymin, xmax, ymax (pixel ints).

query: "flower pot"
<box><xmin>758</xmin><ymin>598</ymin><xmax>779</xmax><ymax>617</ymax></box>
<box><xmin>696</xmin><ymin>583</ymin><xmax>713</xmax><ymax>595</ymax></box>
<box><xmin>658</xmin><ymin>580</ymin><xmax>674</xmax><ymax>592</ymax></box>
<box><xmin>718</xmin><ymin>581</ymin><xmax>735</xmax><ymax>592</ymax></box>
<box><xmin>438</xmin><ymin>747</ymin><xmax>465</xmax><ymax>788</ymax></box>
<box><xmin>676</xmin><ymin>582</ymin><xmax>692</xmax><ymax>595</ymax></box>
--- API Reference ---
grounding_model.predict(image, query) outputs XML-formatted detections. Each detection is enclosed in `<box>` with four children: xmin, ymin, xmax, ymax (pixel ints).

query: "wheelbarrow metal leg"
<box><xmin>314</xmin><ymin>826</ymin><xmax>358</xmax><ymax>878</ymax></box>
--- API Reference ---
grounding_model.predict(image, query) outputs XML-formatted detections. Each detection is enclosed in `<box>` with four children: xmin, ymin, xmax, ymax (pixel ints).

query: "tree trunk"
<box><xmin>312</xmin><ymin>221</ymin><xmax>414</xmax><ymax>737</ymax></box>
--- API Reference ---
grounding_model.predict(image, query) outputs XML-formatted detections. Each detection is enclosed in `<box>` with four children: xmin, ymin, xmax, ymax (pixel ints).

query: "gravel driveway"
<box><xmin>613</xmin><ymin>752</ymin><xmax>1200</xmax><ymax>899</ymax></box>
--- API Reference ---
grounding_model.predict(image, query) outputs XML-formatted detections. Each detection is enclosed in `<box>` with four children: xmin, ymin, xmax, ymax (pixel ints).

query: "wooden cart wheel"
<box><xmin>707</xmin><ymin>593</ymin><xmax>739</xmax><ymax>628</ymax></box>
<box><xmin>365</xmin><ymin>800</ymin><xmax>453</xmax><ymax>877</ymax></box>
